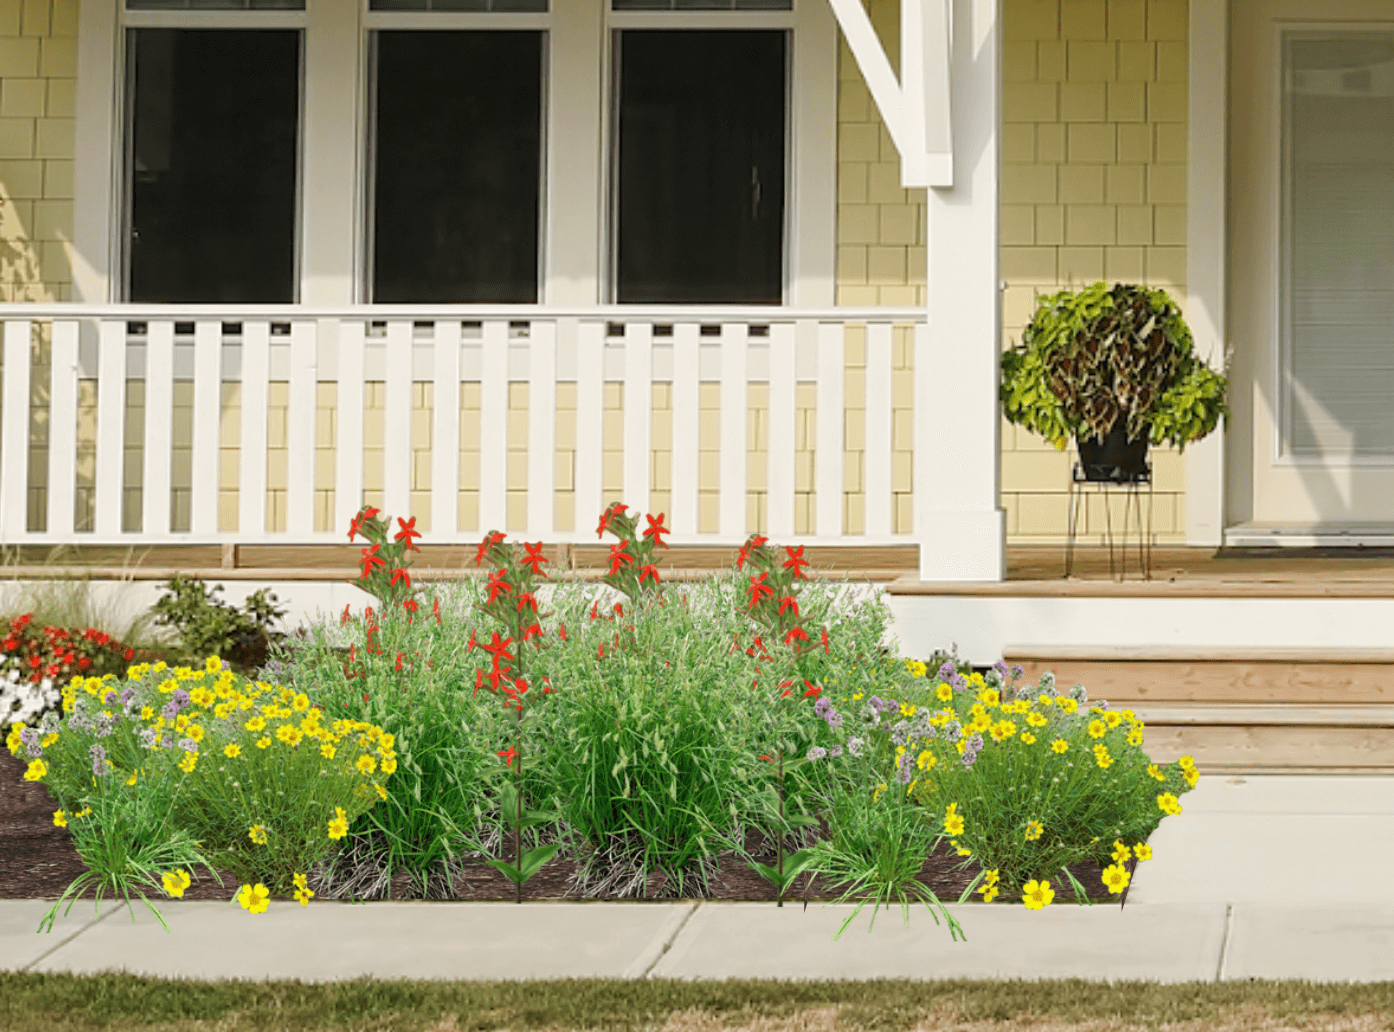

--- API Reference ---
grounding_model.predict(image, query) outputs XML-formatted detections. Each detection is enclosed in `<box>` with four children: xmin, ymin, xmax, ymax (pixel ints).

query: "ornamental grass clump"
<box><xmin>5</xmin><ymin>655</ymin><xmax>394</xmax><ymax>931</ymax></box>
<box><xmin>803</xmin><ymin>659</ymin><xmax>1198</xmax><ymax>910</ymax></box>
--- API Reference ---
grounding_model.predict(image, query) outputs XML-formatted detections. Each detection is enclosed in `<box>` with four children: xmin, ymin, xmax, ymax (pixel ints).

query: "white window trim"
<box><xmin>72</xmin><ymin>0</ymin><xmax>837</xmax><ymax>307</ymax></box>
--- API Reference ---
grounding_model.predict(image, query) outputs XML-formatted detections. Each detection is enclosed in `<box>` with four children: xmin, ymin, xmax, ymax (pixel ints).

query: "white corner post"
<box><xmin>72</xmin><ymin>0</ymin><xmax>120</xmax><ymax>302</ymax></box>
<box><xmin>914</xmin><ymin>0</ymin><xmax>1005</xmax><ymax>581</ymax></box>
<box><xmin>1185</xmin><ymin>0</ymin><xmax>1227</xmax><ymax>546</ymax></box>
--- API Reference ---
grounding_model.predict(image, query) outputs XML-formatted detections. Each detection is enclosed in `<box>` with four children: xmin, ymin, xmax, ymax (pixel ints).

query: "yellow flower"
<box><xmin>224</xmin><ymin>744</ymin><xmax>242</xmax><ymax>759</ymax></box>
<box><xmin>951</xmin><ymin>840</ymin><xmax>972</xmax><ymax>857</ymax></box>
<box><xmin>968</xmin><ymin>671</ymin><xmax>985</xmax><ymax>688</ymax></box>
<box><xmin>248</xmin><ymin>824</ymin><xmax>268</xmax><ymax>845</ymax></box>
<box><xmin>237</xmin><ymin>883</ymin><xmax>270</xmax><ymax>914</ymax></box>
<box><xmin>1021</xmin><ymin>879</ymin><xmax>1054</xmax><ymax>909</ymax></box>
<box><xmin>320</xmin><ymin>743</ymin><xmax>336</xmax><ymax>759</ymax></box>
<box><xmin>374</xmin><ymin>783</ymin><xmax>387</xmax><ymax>801</ymax></box>
<box><xmin>185</xmin><ymin>724</ymin><xmax>205</xmax><ymax>743</ymax></box>
<box><xmin>294</xmin><ymin>886</ymin><xmax>315</xmax><ymax>906</ymax></box>
<box><xmin>1104</xmin><ymin>711</ymin><xmax>1123</xmax><ymax>729</ymax></box>
<box><xmin>126</xmin><ymin>769</ymin><xmax>140</xmax><ymax>786</ymax></box>
<box><xmin>1127</xmin><ymin>728</ymin><xmax>1144</xmax><ymax>747</ymax></box>
<box><xmin>256</xmin><ymin>736</ymin><xmax>272</xmax><ymax>749</ymax></box>
<box><xmin>1178</xmin><ymin>754</ymin><xmax>1197</xmax><ymax>770</ymax></box>
<box><xmin>52</xmin><ymin>809</ymin><xmax>67</xmax><ymax>828</ymax></box>
<box><xmin>355</xmin><ymin>754</ymin><xmax>377</xmax><ymax>776</ymax></box>
<box><xmin>245</xmin><ymin>715</ymin><xmax>267</xmax><ymax>733</ymax></box>
<box><xmin>1057</xmin><ymin>698</ymin><xmax>1079</xmax><ymax>715</ymax></box>
<box><xmin>978</xmin><ymin>882</ymin><xmax>999</xmax><ymax>902</ymax></box>
<box><xmin>1020</xmin><ymin>732</ymin><xmax>1036</xmax><ymax>745</ymax></box>
<box><xmin>1087</xmin><ymin>719</ymin><xmax>1107</xmax><ymax>739</ymax></box>
<box><xmin>292</xmin><ymin>693</ymin><xmax>310</xmax><ymax>713</ymax></box>
<box><xmin>41</xmin><ymin>732</ymin><xmax>58</xmax><ymax>748</ymax></box>
<box><xmin>936</xmin><ymin>682</ymin><xmax>954</xmax><ymax>702</ymax></box>
<box><xmin>1093</xmin><ymin>748</ymin><xmax>1113</xmax><ymax>769</ymax></box>
<box><xmin>1051</xmin><ymin>739</ymin><xmax>1068</xmax><ymax>754</ymax></box>
<box><xmin>943</xmin><ymin>808</ymin><xmax>965</xmax><ymax>837</ymax></box>
<box><xmin>178</xmin><ymin>752</ymin><xmax>197</xmax><ymax>773</ymax></box>
<box><xmin>1133</xmin><ymin>843</ymin><xmax>1153</xmax><ymax>862</ymax></box>
<box><xmin>872</xmin><ymin>782</ymin><xmax>887</xmax><ymax>804</ymax></box>
<box><xmin>988</xmin><ymin>720</ymin><xmax>1016</xmax><ymax>743</ymax></box>
<box><xmin>1025</xmin><ymin>712</ymin><xmax>1048</xmax><ymax>728</ymax></box>
<box><xmin>976</xmin><ymin>688</ymin><xmax>999</xmax><ymax>708</ymax></box>
<box><xmin>162</xmin><ymin>870</ymin><xmax>192</xmax><ymax>898</ymax></box>
<box><xmin>1024</xmin><ymin>819</ymin><xmax>1044</xmax><ymax>841</ymax></box>
<box><xmin>205</xmin><ymin>656</ymin><xmax>223</xmax><ymax>673</ymax></box>
<box><xmin>1101</xmin><ymin>863</ymin><xmax>1131</xmax><ymax>894</ymax></box>
<box><xmin>915</xmin><ymin>749</ymin><xmax>936</xmax><ymax>771</ymax></box>
<box><xmin>23</xmin><ymin>758</ymin><xmax>47</xmax><ymax>781</ymax></box>
<box><xmin>379</xmin><ymin>755</ymin><xmax>397</xmax><ymax>775</ymax></box>
<box><xmin>276</xmin><ymin>725</ymin><xmax>304</xmax><ymax>747</ymax></box>
<box><xmin>328</xmin><ymin>812</ymin><xmax>350</xmax><ymax>840</ymax></box>
<box><xmin>1111</xmin><ymin>839</ymin><xmax>1132</xmax><ymax>862</ymax></box>
<box><xmin>1157</xmin><ymin>792</ymin><xmax>1183</xmax><ymax>816</ymax></box>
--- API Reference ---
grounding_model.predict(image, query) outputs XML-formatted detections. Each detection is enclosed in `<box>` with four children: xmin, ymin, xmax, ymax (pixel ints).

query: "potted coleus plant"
<box><xmin>999</xmin><ymin>281</ymin><xmax>1230</xmax><ymax>482</ymax></box>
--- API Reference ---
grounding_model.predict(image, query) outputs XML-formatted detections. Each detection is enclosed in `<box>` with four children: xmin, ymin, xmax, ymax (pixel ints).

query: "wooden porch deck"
<box><xmin>9</xmin><ymin>542</ymin><xmax>1394</xmax><ymax>593</ymax></box>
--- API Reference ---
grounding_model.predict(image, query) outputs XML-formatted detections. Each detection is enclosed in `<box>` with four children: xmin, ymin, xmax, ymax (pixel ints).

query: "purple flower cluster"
<box><xmin>18</xmin><ymin>726</ymin><xmax>40</xmax><ymax>758</ymax></box>
<box><xmin>161</xmin><ymin>688</ymin><xmax>192</xmax><ymax>722</ymax></box>
<box><xmin>959</xmin><ymin>732</ymin><xmax>984</xmax><ymax>768</ymax></box>
<box><xmin>90</xmin><ymin>743</ymin><xmax>107</xmax><ymax>777</ymax></box>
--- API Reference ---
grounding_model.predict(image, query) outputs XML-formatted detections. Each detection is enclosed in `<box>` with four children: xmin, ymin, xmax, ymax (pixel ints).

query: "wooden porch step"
<box><xmin>1003</xmin><ymin>646</ymin><xmax>1394</xmax><ymax>773</ymax></box>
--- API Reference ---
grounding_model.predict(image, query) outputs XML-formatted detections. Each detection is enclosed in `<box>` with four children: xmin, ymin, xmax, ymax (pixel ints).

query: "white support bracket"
<box><xmin>825</xmin><ymin>0</ymin><xmax>952</xmax><ymax>187</ymax></box>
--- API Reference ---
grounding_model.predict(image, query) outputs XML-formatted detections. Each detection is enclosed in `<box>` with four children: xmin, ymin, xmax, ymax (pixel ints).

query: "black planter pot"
<box><xmin>1076</xmin><ymin>419</ymin><xmax>1150</xmax><ymax>483</ymax></box>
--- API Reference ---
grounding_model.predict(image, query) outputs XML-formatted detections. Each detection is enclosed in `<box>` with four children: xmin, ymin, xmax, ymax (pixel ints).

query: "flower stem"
<box><xmin>776</xmin><ymin>747</ymin><xmax>785</xmax><ymax>907</ymax></box>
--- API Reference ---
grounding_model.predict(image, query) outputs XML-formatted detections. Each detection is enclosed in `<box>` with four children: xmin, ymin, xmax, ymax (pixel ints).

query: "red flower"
<box><xmin>395</xmin><ymin>652</ymin><xmax>405</xmax><ymax>672</ymax></box>
<box><xmin>497</xmin><ymin>746</ymin><xmax>518</xmax><ymax>767</ymax></box>
<box><xmin>77</xmin><ymin>656</ymin><xmax>91</xmax><ymax>670</ymax></box>
<box><xmin>473</xmin><ymin>531</ymin><xmax>507</xmax><ymax>567</ymax></box>
<box><xmin>781</xmin><ymin>545</ymin><xmax>811</xmax><ymax>581</ymax></box>
<box><xmin>746</xmin><ymin>573</ymin><xmax>776</xmax><ymax>610</ymax></box>
<box><xmin>342</xmin><ymin>604</ymin><xmax>351</xmax><ymax>626</ymax></box>
<box><xmin>388</xmin><ymin>566</ymin><xmax>411</xmax><ymax>590</ymax></box>
<box><xmin>643</xmin><ymin>512</ymin><xmax>671</xmax><ymax>549</ymax></box>
<box><xmin>359</xmin><ymin>544</ymin><xmax>387</xmax><ymax>580</ymax></box>
<box><xmin>28</xmin><ymin>656</ymin><xmax>40</xmax><ymax>669</ymax></box>
<box><xmin>606</xmin><ymin>541</ymin><xmax>636</xmax><ymax>577</ymax></box>
<box><xmin>483</xmin><ymin>569</ymin><xmax>514</xmax><ymax>607</ymax></box>
<box><xmin>393</xmin><ymin>515</ymin><xmax>422</xmax><ymax>551</ymax></box>
<box><xmin>595</xmin><ymin>502</ymin><xmax>627</xmax><ymax>539</ymax></box>
<box><xmin>363</xmin><ymin>693</ymin><xmax>371</xmax><ymax>704</ymax></box>
<box><xmin>520</xmin><ymin>541</ymin><xmax>549</xmax><ymax>577</ymax></box>
<box><xmin>348</xmin><ymin>506</ymin><xmax>381</xmax><ymax>541</ymax></box>
<box><xmin>433</xmin><ymin>596</ymin><xmax>442</xmax><ymax>625</ymax></box>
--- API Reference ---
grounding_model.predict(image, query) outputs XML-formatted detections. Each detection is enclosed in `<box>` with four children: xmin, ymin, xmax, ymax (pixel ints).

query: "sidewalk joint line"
<box><xmin>20</xmin><ymin>898</ymin><xmax>131</xmax><ymax>974</ymax></box>
<box><xmin>1215</xmin><ymin>904</ymin><xmax>1234</xmax><ymax>982</ymax></box>
<box><xmin>640</xmin><ymin>902</ymin><xmax>700</xmax><ymax>980</ymax></box>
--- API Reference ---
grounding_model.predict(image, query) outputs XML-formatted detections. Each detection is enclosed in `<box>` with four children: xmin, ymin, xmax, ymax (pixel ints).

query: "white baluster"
<box><xmin>864</xmin><ymin>321</ymin><xmax>894</xmax><ymax>541</ymax></box>
<box><xmin>622</xmin><ymin>321</ymin><xmax>653</xmax><ymax>527</ymax></box>
<box><xmin>285</xmin><ymin>321</ymin><xmax>318</xmax><ymax>536</ymax></box>
<box><xmin>238</xmin><ymin>322</ymin><xmax>271</xmax><ymax>539</ymax></box>
<box><xmin>47</xmin><ymin>321</ymin><xmax>79</xmax><ymax>540</ymax></box>
<box><xmin>815</xmin><ymin>320</ymin><xmax>846</xmax><ymax>540</ymax></box>
<box><xmin>189</xmin><ymin>320</ymin><xmax>222</xmax><ymax>537</ymax></box>
<box><xmin>477</xmin><ymin>319</ymin><xmax>508</xmax><ymax>536</ymax></box>
<box><xmin>526</xmin><ymin>319</ymin><xmax>557</xmax><ymax>545</ymax></box>
<box><xmin>766</xmin><ymin>321</ymin><xmax>798</xmax><ymax>543</ymax></box>
<box><xmin>572</xmin><ymin>320</ymin><xmax>605</xmax><ymax>540</ymax></box>
<box><xmin>431</xmin><ymin>319</ymin><xmax>462</xmax><ymax>538</ymax></box>
<box><xmin>718</xmin><ymin>322</ymin><xmax>749</xmax><ymax>542</ymax></box>
<box><xmin>93</xmin><ymin>321</ymin><xmax>126</xmax><ymax>540</ymax></box>
<box><xmin>0</xmin><ymin>320</ymin><xmax>32</xmax><ymax>540</ymax></box>
<box><xmin>142</xmin><ymin>320</ymin><xmax>175</xmax><ymax>537</ymax></box>
<box><xmin>335</xmin><ymin>320</ymin><xmax>366</xmax><ymax>533</ymax></box>
<box><xmin>669</xmin><ymin>322</ymin><xmax>700</xmax><ymax>540</ymax></box>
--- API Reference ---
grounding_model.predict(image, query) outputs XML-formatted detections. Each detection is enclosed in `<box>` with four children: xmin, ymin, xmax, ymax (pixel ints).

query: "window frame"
<box><xmin>362</xmin><ymin>17</ymin><xmax>550</xmax><ymax>304</ymax></box>
<box><xmin>606</xmin><ymin>19</ymin><xmax>794</xmax><ymax>304</ymax></box>
<box><xmin>117</xmin><ymin>17</ymin><xmax>308</xmax><ymax>303</ymax></box>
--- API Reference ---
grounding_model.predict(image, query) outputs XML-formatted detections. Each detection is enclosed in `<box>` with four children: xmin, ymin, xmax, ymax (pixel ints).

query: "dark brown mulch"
<box><xmin>1</xmin><ymin>746</ymin><xmax>1130</xmax><ymax>906</ymax></box>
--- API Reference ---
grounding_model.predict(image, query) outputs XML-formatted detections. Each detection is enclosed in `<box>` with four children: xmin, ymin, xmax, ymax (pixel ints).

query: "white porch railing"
<box><xmin>0</xmin><ymin>305</ymin><xmax>925</xmax><ymax>549</ymax></box>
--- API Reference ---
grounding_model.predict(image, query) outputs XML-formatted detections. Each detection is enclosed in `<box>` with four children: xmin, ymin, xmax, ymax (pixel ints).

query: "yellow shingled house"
<box><xmin>1</xmin><ymin>0</ymin><xmax>1393</xmax><ymax>713</ymax></box>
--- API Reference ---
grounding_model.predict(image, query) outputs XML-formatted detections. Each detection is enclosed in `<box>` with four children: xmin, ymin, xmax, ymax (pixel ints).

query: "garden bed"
<box><xmin>1</xmin><ymin>748</ymin><xmax>1125</xmax><ymax>907</ymax></box>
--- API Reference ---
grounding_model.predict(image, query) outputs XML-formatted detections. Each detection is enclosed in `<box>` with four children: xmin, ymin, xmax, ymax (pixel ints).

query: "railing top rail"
<box><xmin>0</xmin><ymin>303</ymin><xmax>928</xmax><ymax>322</ymax></box>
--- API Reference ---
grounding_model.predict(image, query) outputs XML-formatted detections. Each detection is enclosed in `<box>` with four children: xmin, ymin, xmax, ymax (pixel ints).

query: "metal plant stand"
<box><xmin>1064</xmin><ymin>459</ymin><xmax>1154</xmax><ymax>581</ymax></box>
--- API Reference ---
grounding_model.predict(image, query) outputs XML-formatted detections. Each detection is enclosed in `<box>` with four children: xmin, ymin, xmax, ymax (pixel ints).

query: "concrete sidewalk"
<box><xmin>3</xmin><ymin>775</ymin><xmax>1392</xmax><ymax>986</ymax></box>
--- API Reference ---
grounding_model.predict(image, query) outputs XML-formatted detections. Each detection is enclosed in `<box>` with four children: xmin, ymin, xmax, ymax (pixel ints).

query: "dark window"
<box><xmin>614</xmin><ymin>30</ymin><xmax>787</xmax><ymax>304</ymax></box>
<box><xmin>370</xmin><ymin>31</ymin><xmax>543</xmax><ymax>303</ymax></box>
<box><xmin>125</xmin><ymin>29</ymin><xmax>301</xmax><ymax>303</ymax></box>
<box><xmin>127</xmin><ymin>0</ymin><xmax>303</xmax><ymax>8</ymax></box>
<box><xmin>613</xmin><ymin>1</ymin><xmax>790</xmax><ymax>9</ymax></box>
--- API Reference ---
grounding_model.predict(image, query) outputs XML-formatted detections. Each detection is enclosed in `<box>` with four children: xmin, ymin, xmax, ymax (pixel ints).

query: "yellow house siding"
<box><xmin>835</xmin><ymin>0</ymin><xmax>1190</xmax><ymax>546</ymax></box>
<box><xmin>0</xmin><ymin>0</ymin><xmax>74</xmax><ymax>303</ymax></box>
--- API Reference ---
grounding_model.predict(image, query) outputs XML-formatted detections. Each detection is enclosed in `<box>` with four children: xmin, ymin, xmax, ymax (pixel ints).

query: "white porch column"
<box><xmin>300</xmin><ymin>0</ymin><xmax>362</xmax><ymax>304</ymax></box>
<box><xmin>914</xmin><ymin>0</ymin><xmax>1005</xmax><ymax>581</ymax></box>
<box><xmin>1185</xmin><ymin>0</ymin><xmax>1227</xmax><ymax>546</ymax></box>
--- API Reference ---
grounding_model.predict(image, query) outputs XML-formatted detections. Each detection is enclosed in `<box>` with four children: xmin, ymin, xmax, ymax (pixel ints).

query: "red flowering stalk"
<box><xmin>592</xmin><ymin>503</ymin><xmax>675</xmax><ymax>607</ymax></box>
<box><xmin>346</xmin><ymin>506</ymin><xmax>424</xmax><ymax>612</ymax></box>
<box><xmin>468</xmin><ymin>531</ymin><xmax>565</xmax><ymax>903</ymax></box>
<box><xmin>729</xmin><ymin>535</ymin><xmax>838</xmax><ymax>906</ymax></box>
